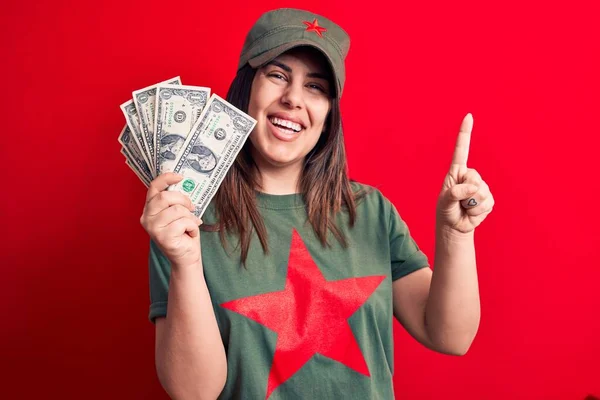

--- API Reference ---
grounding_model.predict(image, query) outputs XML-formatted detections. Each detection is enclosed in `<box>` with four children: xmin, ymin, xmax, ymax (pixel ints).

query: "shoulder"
<box><xmin>349</xmin><ymin>180</ymin><xmax>395</xmax><ymax>220</ymax></box>
<box><xmin>350</xmin><ymin>180</ymin><xmax>391</xmax><ymax>207</ymax></box>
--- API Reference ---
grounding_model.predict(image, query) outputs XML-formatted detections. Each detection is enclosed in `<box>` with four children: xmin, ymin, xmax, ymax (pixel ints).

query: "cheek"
<box><xmin>247</xmin><ymin>88</ymin><xmax>260</xmax><ymax>119</ymax></box>
<box><xmin>247</xmin><ymin>76</ymin><xmax>265</xmax><ymax>119</ymax></box>
<box><xmin>248</xmin><ymin>129</ymin><xmax>259</xmax><ymax>147</ymax></box>
<box><xmin>248</xmin><ymin>78</ymin><xmax>278</xmax><ymax>120</ymax></box>
<box><xmin>311</xmin><ymin>101</ymin><xmax>331</xmax><ymax>132</ymax></box>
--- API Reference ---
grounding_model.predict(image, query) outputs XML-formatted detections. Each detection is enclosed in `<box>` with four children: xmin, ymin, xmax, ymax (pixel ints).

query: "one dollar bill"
<box><xmin>154</xmin><ymin>84</ymin><xmax>210</xmax><ymax>176</ymax></box>
<box><xmin>120</xmin><ymin>100</ymin><xmax>152</xmax><ymax>171</ymax></box>
<box><xmin>122</xmin><ymin>149</ymin><xmax>151</xmax><ymax>187</ymax></box>
<box><xmin>132</xmin><ymin>76</ymin><xmax>181</xmax><ymax>171</ymax></box>
<box><xmin>169</xmin><ymin>94</ymin><xmax>256</xmax><ymax>217</ymax></box>
<box><xmin>118</xmin><ymin>125</ymin><xmax>154</xmax><ymax>182</ymax></box>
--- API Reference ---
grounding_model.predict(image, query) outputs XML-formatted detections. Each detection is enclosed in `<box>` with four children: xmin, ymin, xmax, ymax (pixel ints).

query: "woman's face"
<box><xmin>247</xmin><ymin>48</ymin><xmax>332</xmax><ymax>170</ymax></box>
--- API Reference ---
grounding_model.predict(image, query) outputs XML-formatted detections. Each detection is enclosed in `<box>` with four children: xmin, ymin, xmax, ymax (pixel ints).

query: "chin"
<box><xmin>253</xmin><ymin>144</ymin><xmax>303</xmax><ymax>168</ymax></box>
<box><xmin>264</xmin><ymin>151</ymin><xmax>303</xmax><ymax>167</ymax></box>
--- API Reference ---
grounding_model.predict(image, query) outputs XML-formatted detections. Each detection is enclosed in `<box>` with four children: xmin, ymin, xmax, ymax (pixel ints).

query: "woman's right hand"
<box><xmin>140</xmin><ymin>172</ymin><xmax>202</xmax><ymax>269</ymax></box>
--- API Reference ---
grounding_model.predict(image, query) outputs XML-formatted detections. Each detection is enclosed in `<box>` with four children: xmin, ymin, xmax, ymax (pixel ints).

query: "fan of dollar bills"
<box><xmin>118</xmin><ymin>76</ymin><xmax>257</xmax><ymax>217</ymax></box>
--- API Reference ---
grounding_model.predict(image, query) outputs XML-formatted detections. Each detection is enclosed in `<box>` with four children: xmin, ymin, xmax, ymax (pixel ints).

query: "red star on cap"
<box><xmin>221</xmin><ymin>229</ymin><xmax>386</xmax><ymax>399</ymax></box>
<box><xmin>303</xmin><ymin>18</ymin><xmax>327</xmax><ymax>38</ymax></box>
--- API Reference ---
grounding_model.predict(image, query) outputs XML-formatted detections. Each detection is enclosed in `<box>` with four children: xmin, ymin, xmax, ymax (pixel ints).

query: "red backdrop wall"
<box><xmin>2</xmin><ymin>0</ymin><xmax>599</xmax><ymax>398</ymax></box>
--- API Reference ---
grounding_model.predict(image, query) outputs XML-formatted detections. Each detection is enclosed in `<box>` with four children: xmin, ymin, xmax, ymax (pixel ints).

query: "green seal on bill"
<box><xmin>182</xmin><ymin>179</ymin><xmax>195</xmax><ymax>192</ymax></box>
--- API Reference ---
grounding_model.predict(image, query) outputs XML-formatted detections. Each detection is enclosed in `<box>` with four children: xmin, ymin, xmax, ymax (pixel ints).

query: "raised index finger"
<box><xmin>451</xmin><ymin>113</ymin><xmax>473</xmax><ymax>167</ymax></box>
<box><xmin>146</xmin><ymin>172</ymin><xmax>184</xmax><ymax>203</ymax></box>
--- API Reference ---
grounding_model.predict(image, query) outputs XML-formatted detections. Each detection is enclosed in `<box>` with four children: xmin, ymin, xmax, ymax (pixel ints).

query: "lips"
<box><xmin>269</xmin><ymin>116</ymin><xmax>302</xmax><ymax>132</ymax></box>
<box><xmin>267</xmin><ymin>118</ymin><xmax>303</xmax><ymax>142</ymax></box>
<box><xmin>268</xmin><ymin>113</ymin><xmax>305</xmax><ymax>128</ymax></box>
<box><xmin>266</xmin><ymin>113</ymin><xmax>306</xmax><ymax>142</ymax></box>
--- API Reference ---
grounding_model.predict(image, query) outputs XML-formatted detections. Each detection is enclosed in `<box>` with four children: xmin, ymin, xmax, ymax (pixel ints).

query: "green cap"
<box><xmin>238</xmin><ymin>8</ymin><xmax>350</xmax><ymax>98</ymax></box>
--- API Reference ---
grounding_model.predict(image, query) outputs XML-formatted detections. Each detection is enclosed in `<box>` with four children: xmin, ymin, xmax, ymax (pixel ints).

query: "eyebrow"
<box><xmin>267</xmin><ymin>60</ymin><xmax>330</xmax><ymax>81</ymax></box>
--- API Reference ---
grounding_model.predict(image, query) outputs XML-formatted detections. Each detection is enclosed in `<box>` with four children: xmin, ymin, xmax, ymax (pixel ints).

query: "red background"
<box><xmin>2</xmin><ymin>0</ymin><xmax>599</xmax><ymax>398</ymax></box>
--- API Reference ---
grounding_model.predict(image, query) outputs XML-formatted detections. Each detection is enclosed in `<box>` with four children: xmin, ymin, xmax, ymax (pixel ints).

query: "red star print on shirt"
<box><xmin>221</xmin><ymin>229</ymin><xmax>386</xmax><ymax>399</ymax></box>
<box><xmin>303</xmin><ymin>19</ymin><xmax>327</xmax><ymax>38</ymax></box>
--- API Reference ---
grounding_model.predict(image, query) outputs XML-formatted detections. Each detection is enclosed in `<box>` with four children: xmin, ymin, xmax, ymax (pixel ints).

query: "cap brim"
<box><xmin>247</xmin><ymin>40</ymin><xmax>341</xmax><ymax>97</ymax></box>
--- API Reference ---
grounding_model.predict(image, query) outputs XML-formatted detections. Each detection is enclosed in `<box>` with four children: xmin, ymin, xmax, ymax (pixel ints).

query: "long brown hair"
<box><xmin>205</xmin><ymin>54</ymin><xmax>363</xmax><ymax>264</ymax></box>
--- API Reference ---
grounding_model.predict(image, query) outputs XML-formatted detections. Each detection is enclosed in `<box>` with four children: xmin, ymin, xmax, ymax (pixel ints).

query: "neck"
<box><xmin>253</xmin><ymin>159</ymin><xmax>304</xmax><ymax>195</ymax></box>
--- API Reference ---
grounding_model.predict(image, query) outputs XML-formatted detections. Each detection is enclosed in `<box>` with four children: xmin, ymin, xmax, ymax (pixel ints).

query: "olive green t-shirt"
<box><xmin>148</xmin><ymin>183</ymin><xmax>430</xmax><ymax>399</ymax></box>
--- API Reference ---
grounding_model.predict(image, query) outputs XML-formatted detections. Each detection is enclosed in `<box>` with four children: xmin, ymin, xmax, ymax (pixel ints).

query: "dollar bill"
<box><xmin>123</xmin><ymin>155</ymin><xmax>151</xmax><ymax>187</ymax></box>
<box><xmin>169</xmin><ymin>94</ymin><xmax>256</xmax><ymax>217</ymax></box>
<box><xmin>154</xmin><ymin>84</ymin><xmax>211</xmax><ymax>176</ymax></box>
<box><xmin>118</xmin><ymin>125</ymin><xmax>154</xmax><ymax>180</ymax></box>
<box><xmin>120</xmin><ymin>100</ymin><xmax>152</xmax><ymax>169</ymax></box>
<box><xmin>121</xmin><ymin>144</ymin><xmax>152</xmax><ymax>184</ymax></box>
<box><xmin>132</xmin><ymin>76</ymin><xmax>181</xmax><ymax>171</ymax></box>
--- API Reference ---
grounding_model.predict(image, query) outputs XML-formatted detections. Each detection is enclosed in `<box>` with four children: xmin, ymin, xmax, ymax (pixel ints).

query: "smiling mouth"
<box><xmin>268</xmin><ymin>116</ymin><xmax>303</xmax><ymax>133</ymax></box>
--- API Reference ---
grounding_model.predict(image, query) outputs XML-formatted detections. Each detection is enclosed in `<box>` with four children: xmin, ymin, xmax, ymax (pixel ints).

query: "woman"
<box><xmin>141</xmin><ymin>8</ymin><xmax>495</xmax><ymax>400</ymax></box>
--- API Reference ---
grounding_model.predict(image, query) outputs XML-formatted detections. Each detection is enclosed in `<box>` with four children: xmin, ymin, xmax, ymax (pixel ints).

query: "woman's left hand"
<box><xmin>436</xmin><ymin>113</ymin><xmax>495</xmax><ymax>234</ymax></box>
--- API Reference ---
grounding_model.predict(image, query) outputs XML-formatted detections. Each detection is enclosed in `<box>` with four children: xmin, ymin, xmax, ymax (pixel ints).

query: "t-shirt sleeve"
<box><xmin>388</xmin><ymin>201</ymin><xmax>430</xmax><ymax>281</ymax></box>
<box><xmin>148</xmin><ymin>239</ymin><xmax>172</xmax><ymax>324</ymax></box>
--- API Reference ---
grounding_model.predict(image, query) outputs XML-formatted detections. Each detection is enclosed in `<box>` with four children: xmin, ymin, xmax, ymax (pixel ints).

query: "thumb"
<box><xmin>449</xmin><ymin>183</ymin><xmax>479</xmax><ymax>201</ymax></box>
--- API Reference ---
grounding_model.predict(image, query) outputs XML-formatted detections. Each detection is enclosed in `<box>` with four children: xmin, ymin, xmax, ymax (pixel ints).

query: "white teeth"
<box><xmin>270</xmin><ymin>117</ymin><xmax>302</xmax><ymax>132</ymax></box>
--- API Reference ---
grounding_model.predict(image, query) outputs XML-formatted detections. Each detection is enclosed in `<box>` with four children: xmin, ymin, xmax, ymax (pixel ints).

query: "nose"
<box><xmin>280</xmin><ymin>81</ymin><xmax>304</xmax><ymax>110</ymax></box>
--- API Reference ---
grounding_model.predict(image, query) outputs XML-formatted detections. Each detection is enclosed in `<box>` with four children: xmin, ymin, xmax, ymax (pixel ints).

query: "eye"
<box><xmin>267</xmin><ymin>71</ymin><xmax>287</xmax><ymax>81</ymax></box>
<box><xmin>307</xmin><ymin>82</ymin><xmax>328</xmax><ymax>95</ymax></box>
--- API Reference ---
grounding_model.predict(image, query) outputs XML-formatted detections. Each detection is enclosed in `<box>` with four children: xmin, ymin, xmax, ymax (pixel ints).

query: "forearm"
<box><xmin>425</xmin><ymin>225</ymin><xmax>480</xmax><ymax>355</ymax></box>
<box><xmin>157</xmin><ymin>261</ymin><xmax>227</xmax><ymax>400</ymax></box>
